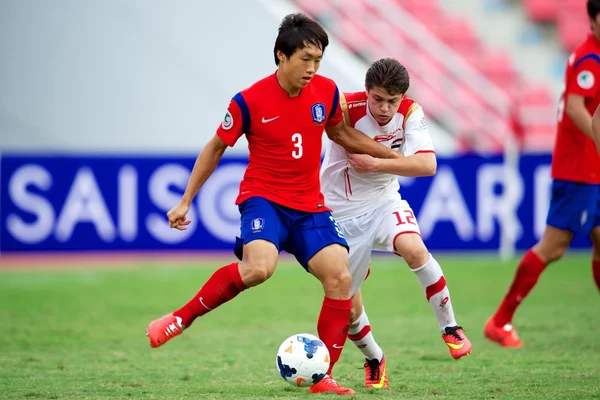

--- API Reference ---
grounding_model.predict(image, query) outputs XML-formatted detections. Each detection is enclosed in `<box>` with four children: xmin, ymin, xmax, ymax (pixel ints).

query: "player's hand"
<box><xmin>348</xmin><ymin>153</ymin><xmax>379</xmax><ymax>173</ymax></box>
<box><xmin>167</xmin><ymin>201</ymin><xmax>192</xmax><ymax>230</ymax></box>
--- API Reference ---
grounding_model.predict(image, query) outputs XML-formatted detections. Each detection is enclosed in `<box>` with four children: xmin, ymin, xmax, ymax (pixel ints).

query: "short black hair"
<box><xmin>274</xmin><ymin>13</ymin><xmax>329</xmax><ymax>65</ymax></box>
<box><xmin>365</xmin><ymin>58</ymin><xmax>410</xmax><ymax>96</ymax></box>
<box><xmin>588</xmin><ymin>0</ymin><xmax>600</xmax><ymax>19</ymax></box>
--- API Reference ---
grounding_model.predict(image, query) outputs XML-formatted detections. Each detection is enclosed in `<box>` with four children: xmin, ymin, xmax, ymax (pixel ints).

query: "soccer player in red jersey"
<box><xmin>146</xmin><ymin>13</ymin><xmax>399</xmax><ymax>395</ymax></box>
<box><xmin>485</xmin><ymin>0</ymin><xmax>600</xmax><ymax>348</ymax></box>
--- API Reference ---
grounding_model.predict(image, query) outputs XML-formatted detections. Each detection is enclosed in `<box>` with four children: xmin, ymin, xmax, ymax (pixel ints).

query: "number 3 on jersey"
<box><xmin>292</xmin><ymin>133</ymin><xmax>303</xmax><ymax>159</ymax></box>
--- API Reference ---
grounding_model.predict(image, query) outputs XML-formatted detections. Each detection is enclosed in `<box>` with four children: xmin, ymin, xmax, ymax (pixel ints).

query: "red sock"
<box><xmin>493</xmin><ymin>249</ymin><xmax>546</xmax><ymax>327</ymax></box>
<box><xmin>173</xmin><ymin>263</ymin><xmax>246</xmax><ymax>328</ymax></box>
<box><xmin>593</xmin><ymin>260</ymin><xmax>600</xmax><ymax>292</ymax></box>
<box><xmin>317</xmin><ymin>297</ymin><xmax>351</xmax><ymax>375</ymax></box>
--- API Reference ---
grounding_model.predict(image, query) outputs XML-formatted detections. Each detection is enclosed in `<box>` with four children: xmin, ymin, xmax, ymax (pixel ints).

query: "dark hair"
<box><xmin>365</xmin><ymin>58</ymin><xmax>410</xmax><ymax>96</ymax></box>
<box><xmin>274</xmin><ymin>13</ymin><xmax>329</xmax><ymax>65</ymax></box>
<box><xmin>588</xmin><ymin>0</ymin><xmax>600</xmax><ymax>19</ymax></box>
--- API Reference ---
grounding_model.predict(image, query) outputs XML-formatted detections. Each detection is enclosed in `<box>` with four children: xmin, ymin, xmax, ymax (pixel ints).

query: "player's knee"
<box><xmin>397</xmin><ymin>238</ymin><xmax>429</xmax><ymax>268</ymax></box>
<box><xmin>591</xmin><ymin>228</ymin><xmax>600</xmax><ymax>259</ymax></box>
<box><xmin>321</xmin><ymin>268</ymin><xmax>352</xmax><ymax>294</ymax></box>
<box><xmin>239</xmin><ymin>260</ymin><xmax>275</xmax><ymax>286</ymax></box>
<box><xmin>534</xmin><ymin>241</ymin><xmax>568</xmax><ymax>264</ymax></box>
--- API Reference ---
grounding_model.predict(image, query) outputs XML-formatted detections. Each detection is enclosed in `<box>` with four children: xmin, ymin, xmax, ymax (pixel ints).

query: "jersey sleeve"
<box><xmin>326</xmin><ymin>85</ymin><xmax>343</xmax><ymax>127</ymax></box>
<box><xmin>567</xmin><ymin>54</ymin><xmax>600</xmax><ymax>99</ymax></box>
<box><xmin>216</xmin><ymin>93</ymin><xmax>250</xmax><ymax>147</ymax></box>
<box><xmin>402</xmin><ymin>105</ymin><xmax>435</xmax><ymax>156</ymax></box>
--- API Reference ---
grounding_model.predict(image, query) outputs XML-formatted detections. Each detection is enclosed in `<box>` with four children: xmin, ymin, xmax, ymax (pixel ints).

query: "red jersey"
<box><xmin>553</xmin><ymin>34</ymin><xmax>600</xmax><ymax>184</ymax></box>
<box><xmin>216</xmin><ymin>72</ymin><xmax>343</xmax><ymax>212</ymax></box>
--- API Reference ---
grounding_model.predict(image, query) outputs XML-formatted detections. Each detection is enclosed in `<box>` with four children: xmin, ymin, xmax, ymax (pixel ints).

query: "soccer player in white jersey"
<box><xmin>320</xmin><ymin>58</ymin><xmax>472</xmax><ymax>389</ymax></box>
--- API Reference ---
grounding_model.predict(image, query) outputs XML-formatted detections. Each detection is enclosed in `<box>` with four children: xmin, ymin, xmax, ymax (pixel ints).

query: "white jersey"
<box><xmin>320</xmin><ymin>91</ymin><xmax>435</xmax><ymax>221</ymax></box>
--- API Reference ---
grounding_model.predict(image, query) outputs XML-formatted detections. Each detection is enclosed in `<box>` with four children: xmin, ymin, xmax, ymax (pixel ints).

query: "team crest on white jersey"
<box><xmin>311</xmin><ymin>103</ymin><xmax>326</xmax><ymax>124</ymax></box>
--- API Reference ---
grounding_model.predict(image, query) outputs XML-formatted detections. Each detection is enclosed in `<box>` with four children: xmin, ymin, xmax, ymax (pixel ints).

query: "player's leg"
<box><xmin>483</xmin><ymin>226</ymin><xmax>571</xmax><ymax>348</ymax></box>
<box><xmin>591</xmin><ymin>227</ymin><xmax>600</xmax><ymax>292</ymax></box>
<box><xmin>350</xmin><ymin>289</ymin><xmax>388</xmax><ymax>388</ymax></box>
<box><xmin>590</xmin><ymin>193</ymin><xmax>600</xmax><ymax>292</ymax></box>
<box><xmin>338</xmin><ymin>215</ymin><xmax>388</xmax><ymax>388</ymax></box>
<box><xmin>485</xmin><ymin>180</ymin><xmax>596</xmax><ymax>347</ymax></box>
<box><xmin>393</xmin><ymin>231</ymin><xmax>472</xmax><ymax>359</ymax></box>
<box><xmin>287</xmin><ymin>211</ymin><xmax>355</xmax><ymax>395</ymax></box>
<box><xmin>146</xmin><ymin>197</ymin><xmax>283</xmax><ymax>348</ymax></box>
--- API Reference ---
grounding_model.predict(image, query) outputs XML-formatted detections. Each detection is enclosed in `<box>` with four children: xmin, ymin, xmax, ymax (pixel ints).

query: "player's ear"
<box><xmin>276</xmin><ymin>50</ymin><xmax>287</xmax><ymax>64</ymax></box>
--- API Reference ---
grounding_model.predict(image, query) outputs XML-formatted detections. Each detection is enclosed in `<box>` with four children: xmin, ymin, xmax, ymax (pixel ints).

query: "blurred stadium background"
<box><xmin>0</xmin><ymin>0</ymin><xmax>593</xmax><ymax>257</ymax></box>
<box><xmin>1</xmin><ymin>0</ymin><xmax>599</xmax><ymax>399</ymax></box>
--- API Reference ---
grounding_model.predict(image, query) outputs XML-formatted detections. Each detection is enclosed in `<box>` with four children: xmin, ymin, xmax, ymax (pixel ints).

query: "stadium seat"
<box><xmin>437</xmin><ymin>16</ymin><xmax>483</xmax><ymax>58</ymax></box>
<box><xmin>476</xmin><ymin>49</ymin><xmax>519</xmax><ymax>88</ymax></box>
<box><xmin>394</xmin><ymin>0</ymin><xmax>442</xmax><ymax>24</ymax></box>
<box><xmin>294</xmin><ymin>0</ymin><xmax>334</xmax><ymax>20</ymax></box>
<box><xmin>524</xmin><ymin>0</ymin><xmax>558</xmax><ymax>23</ymax></box>
<box><xmin>558</xmin><ymin>15</ymin><xmax>589</xmax><ymax>52</ymax></box>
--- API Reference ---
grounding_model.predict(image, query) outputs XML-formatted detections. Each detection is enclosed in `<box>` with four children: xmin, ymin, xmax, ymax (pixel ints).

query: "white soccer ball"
<box><xmin>275</xmin><ymin>333</ymin><xmax>330</xmax><ymax>387</ymax></box>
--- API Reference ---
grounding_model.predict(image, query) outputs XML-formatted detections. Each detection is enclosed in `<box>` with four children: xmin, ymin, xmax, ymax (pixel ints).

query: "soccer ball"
<box><xmin>275</xmin><ymin>333</ymin><xmax>330</xmax><ymax>387</ymax></box>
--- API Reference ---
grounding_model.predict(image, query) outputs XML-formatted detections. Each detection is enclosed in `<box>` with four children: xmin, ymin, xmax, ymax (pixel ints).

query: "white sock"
<box><xmin>412</xmin><ymin>254</ymin><xmax>458</xmax><ymax>331</ymax></box>
<box><xmin>348</xmin><ymin>307</ymin><xmax>384</xmax><ymax>361</ymax></box>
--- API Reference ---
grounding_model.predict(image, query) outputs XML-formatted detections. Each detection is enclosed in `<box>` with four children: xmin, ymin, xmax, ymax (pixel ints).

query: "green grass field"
<box><xmin>1</xmin><ymin>254</ymin><xmax>599</xmax><ymax>399</ymax></box>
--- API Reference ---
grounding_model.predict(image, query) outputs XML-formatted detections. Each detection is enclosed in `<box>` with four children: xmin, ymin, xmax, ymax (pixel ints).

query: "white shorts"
<box><xmin>337</xmin><ymin>199</ymin><xmax>421</xmax><ymax>296</ymax></box>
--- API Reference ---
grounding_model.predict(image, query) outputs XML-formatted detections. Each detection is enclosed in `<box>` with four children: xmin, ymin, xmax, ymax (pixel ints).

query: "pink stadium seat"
<box><xmin>476</xmin><ymin>49</ymin><xmax>518</xmax><ymax>88</ymax></box>
<box><xmin>438</xmin><ymin>16</ymin><xmax>482</xmax><ymax>57</ymax></box>
<box><xmin>524</xmin><ymin>0</ymin><xmax>559</xmax><ymax>22</ymax></box>
<box><xmin>294</xmin><ymin>0</ymin><xmax>333</xmax><ymax>18</ymax></box>
<box><xmin>518</xmin><ymin>84</ymin><xmax>555</xmax><ymax>107</ymax></box>
<box><xmin>521</xmin><ymin>126</ymin><xmax>556</xmax><ymax>152</ymax></box>
<box><xmin>335</xmin><ymin>0</ymin><xmax>376</xmax><ymax>18</ymax></box>
<box><xmin>334</xmin><ymin>15</ymin><xmax>381</xmax><ymax>56</ymax></box>
<box><xmin>514</xmin><ymin>84</ymin><xmax>556</xmax><ymax>151</ymax></box>
<box><xmin>395</xmin><ymin>0</ymin><xmax>442</xmax><ymax>24</ymax></box>
<box><xmin>557</xmin><ymin>0</ymin><xmax>589</xmax><ymax>51</ymax></box>
<box><xmin>558</xmin><ymin>16</ymin><xmax>589</xmax><ymax>51</ymax></box>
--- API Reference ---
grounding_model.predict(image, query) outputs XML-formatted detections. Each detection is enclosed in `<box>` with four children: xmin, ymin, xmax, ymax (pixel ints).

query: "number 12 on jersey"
<box><xmin>292</xmin><ymin>133</ymin><xmax>303</xmax><ymax>159</ymax></box>
<box><xmin>394</xmin><ymin>210</ymin><xmax>416</xmax><ymax>225</ymax></box>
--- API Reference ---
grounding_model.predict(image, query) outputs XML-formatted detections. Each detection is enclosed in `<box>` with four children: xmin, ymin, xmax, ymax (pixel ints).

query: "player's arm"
<box><xmin>169</xmin><ymin>96</ymin><xmax>244</xmax><ymax>230</ymax></box>
<box><xmin>591</xmin><ymin>104</ymin><xmax>600</xmax><ymax>153</ymax></box>
<box><xmin>168</xmin><ymin>135</ymin><xmax>228</xmax><ymax>230</ymax></box>
<box><xmin>349</xmin><ymin>152</ymin><xmax>436</xmax><ymax>176</ymax></box>
<box><xmin>349</xmin><ymin>105</ymin><xmax>436</xmax><ymax>176</ymax></box>
<box><xmin>565</xmin><ymin>94</ymin><xmax>593</xmax><ymax>139</ymax></box>
<box><xmin>181</xmin><ymin>135</ymin><xmax>228</xmax><ymax>205</ymax></box>
<box><xmin>326</xmin><ymin>120</ymin><xmax>400</xmax><ymax>159</ymax></box>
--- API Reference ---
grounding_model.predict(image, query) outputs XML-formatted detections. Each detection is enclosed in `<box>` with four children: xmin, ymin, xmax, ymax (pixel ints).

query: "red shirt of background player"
<box><xmin>553</xmin><ymin>34</ymin><xmax>600</xmax><ymax>184</ymax></box>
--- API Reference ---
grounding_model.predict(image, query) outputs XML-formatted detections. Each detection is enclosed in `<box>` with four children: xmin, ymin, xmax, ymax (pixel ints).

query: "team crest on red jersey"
<box><xmin>311</xmin><ymin>103</ymin><xmax>326</xmax><ymax>124</ymax></box>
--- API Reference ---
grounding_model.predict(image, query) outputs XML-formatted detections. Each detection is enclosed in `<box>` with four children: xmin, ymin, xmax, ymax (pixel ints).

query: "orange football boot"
<box><xmin>364</xmin><ymin>356</ymin><xmax>389</xmax><ymax>388</ymax></box>
<box><xmin>442</xmin><ymin>326</ymin><xmax>472</xmax><ymax>359</ymax></box>
<box><xmin>309</xmin><ymin>375</ymin><xmax>355</xmax><ymax>395</ymax></box>
<box><xmin>146</xmin><ymin>313</ymin><xmax>184</xmax><ymax>348</ymax></box>
<box><xmin>484</xmin><ymin>318</ymin><xmax>522</xmax><ymax>348</ymax></box>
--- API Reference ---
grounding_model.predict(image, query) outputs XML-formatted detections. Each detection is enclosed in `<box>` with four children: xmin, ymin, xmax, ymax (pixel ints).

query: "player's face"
<box><xmin>366</xmin><ymin>86</ymin><xmax>403</xmax><ymax>125</ymax></box>
<box><xmin>592</xmin><ymin>13</ymin><xmax>600</xmax><ymax>40</ymax></box>
<box><xmin>278</xmin><ymin>44</ymin><xmax>323</xmax><ymax>93</ymax></box>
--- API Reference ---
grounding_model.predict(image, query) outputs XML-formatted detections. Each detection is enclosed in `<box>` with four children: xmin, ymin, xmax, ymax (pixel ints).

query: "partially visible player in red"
<box><xmin>485</xmin><ymin>0</ymin><xmax>600</xmax><ymax>348</ymax></box>
<box><xmin>146</xmin><ymin>13</ymin><xmax>399</xmax><ymax>395</ymax></box>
